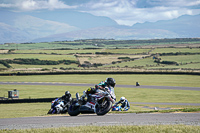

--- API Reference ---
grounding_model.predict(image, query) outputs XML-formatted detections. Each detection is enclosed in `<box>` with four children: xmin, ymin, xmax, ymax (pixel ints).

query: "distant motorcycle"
<box><xmin>112</xmin><ymin>105</ymin><xmax>122</xmax><ymax>111</ymax></box>
<box><xmin>112</xmin><ymin>105</ymin><xmax>129</xmax><ymax>111</ymax></box>
<box><xmin>68</xmin><ymin>90</ymin><xmax>115</xmax><ymax>116</ymax></box>
<box><xmin>47</xmin><ymin>98</ymin><xmax>68</xmax><ymax>114</ymax></box>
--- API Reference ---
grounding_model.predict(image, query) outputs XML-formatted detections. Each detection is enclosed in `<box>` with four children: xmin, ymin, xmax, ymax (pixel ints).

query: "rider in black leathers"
<box><xmin>59</xmin><ymin>91</ymin><xmax>72</xmax><ymax>111</ymax></box>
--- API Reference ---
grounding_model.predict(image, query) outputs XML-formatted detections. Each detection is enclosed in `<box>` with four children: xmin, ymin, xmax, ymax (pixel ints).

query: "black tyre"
<box><xmin>68</xmin><ymin>102</ymin><xmax>80</xmax><ymax>116</ymax></box>
<box><xmin>96</xmin><ymin>99</ymin><xmax>112</xmax><ymax>116</ymax></box>
<box><xmin>61</xmin><ymin>108</ymin><xmax>68</xmax><ymax>114</ymax></box>
<box><xmin>47</xmin><ymin>109</ymin><xmax>54</xmax><ymax>114</ymax></box>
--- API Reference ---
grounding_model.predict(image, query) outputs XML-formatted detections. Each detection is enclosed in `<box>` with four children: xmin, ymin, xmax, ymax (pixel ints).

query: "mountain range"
<box><xmin>0</xmin><ymin>10</ymin><xmax>199</xmax><ymax>44</ymax></box>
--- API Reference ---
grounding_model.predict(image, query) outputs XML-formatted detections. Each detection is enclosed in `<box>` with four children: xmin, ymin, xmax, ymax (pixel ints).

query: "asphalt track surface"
<box><xmin>1</xmin><ymin>82</ymin><xmax>200</xmax><ymax>91</ymax></box>
<box><xmin>0</xmin><ymin>113</ymin><xmax>200</xmax><ymax>129</ymax></box>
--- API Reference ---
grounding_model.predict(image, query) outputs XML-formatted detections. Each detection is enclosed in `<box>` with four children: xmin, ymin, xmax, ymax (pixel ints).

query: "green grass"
<box><xmin>0</xmin><ymin>42</ymin><xmax>101</xmax><ymax>50</ymax></box>
<box><xmin>1</xmin><ymin>47</ymin><xmax>200</xmax><ymax>72</ymax></box>
<box><xmin>0</xmin><ymin>102</ymin><xmax>154</xmax><ymax>118</ymax></box>
<box><xmin>104</xmin><ymin>48</ymin><xmax>151</xmax><ymax>54</ymax></box>
<box><xmin>104</xmin><ymin>57</ymin><xmax>155</xmax><ymax>68</ymax></box>
<box><xmin>1</xmin><ymin>125</ymin><xmax>200</xmax><ymax>133</ymax></box>
<box><xmin>14</xmin><ymin>49</ymin><xmax>102</xmax><ymax>54</ymax></box>
<box><xmin>151</xmin><ymin>47</ymin><xmax>200</xmax><ymax>54</ymax></box>
<box><xmin>148</xmin><ymin>63</ymin><xmax>200</xmax><ymax>69</ymax></box>
<box><xmin>0</xmin><ymin>85</ymin><xmax>85</xmax><ymax>99</ymax></box>
<box><xmin>0</xmin><ymin>54</ymin><xmax>76</xmax><ymax>61</ymax></box>
<box><xmin>0</xmin><ymin>103</ymin><xmax>50</xmax><ymax>118</ymax></box>
<box><xmin>103</xmin><ymin>54</ymin><xmax>200</xmax><ymax>69</ymax></box>
<box><xmin>0</xmin><ymin>64</ymin><xmax>6</xmax><ymax>68</ymax></box>
<box><xmin>0</xmin><ymin>74</ymin><xmax>199</xmax><ymax>87</ymax></box>
<box><xmin>1</xmin><ymin>85</ymin><xmax>200</xmax><ymax>103</ymax></box>
<box><xmin>78</xmin><ymin>55</ymin><xmax>146</xmax><ymax>64</ymax></box>
<box><xmin>10</xmin><ymin>63</ymin><xmax>79</xmax><ymax>69</ymax></box>
<box><xmin>0</xmin><ymin>102</ymin><xmax>199</xmax><ymax>119</ymax></box>
<box><xmin>160</xmin><ymin>55</ymin><xmax>200</xmax><ymax>64</ymax></box>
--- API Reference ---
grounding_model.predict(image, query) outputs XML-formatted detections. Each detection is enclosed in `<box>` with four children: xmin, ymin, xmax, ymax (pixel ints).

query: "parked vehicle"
<box><xmin>68</xmin><ymin>90</ymin><xmax>115</xmax><ymax>116</ymax></box>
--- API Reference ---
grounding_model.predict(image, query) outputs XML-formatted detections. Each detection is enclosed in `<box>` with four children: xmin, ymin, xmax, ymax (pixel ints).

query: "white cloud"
<box><xmin>80</xmin><ymin>0</ymin><xmax>200</xmax><ymax>26</ymax></box>
<box><xmin>145</xmin><ymin>0</ymin><xmax>200</xmax><ymax>7</ymax></box>
<box><xmin>1</xmin><ymin>0</ymin><xmax>200</xmax><ymax>26</ymax></box>
<box><xmin>0</xmin><ymin>3</ymin><xmax>14</xmax><ymax>8</ymax></box>
<box><xmin>0</xmin><ymin>0</ymin><xmax>76</xmax><ymax>11</ymax></box>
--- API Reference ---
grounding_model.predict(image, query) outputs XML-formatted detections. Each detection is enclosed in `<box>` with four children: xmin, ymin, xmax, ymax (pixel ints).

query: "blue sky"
<box><xmin>0</xmin><ymin>0</ymin><xmax>200</xmax><ymax>26</ymax></box>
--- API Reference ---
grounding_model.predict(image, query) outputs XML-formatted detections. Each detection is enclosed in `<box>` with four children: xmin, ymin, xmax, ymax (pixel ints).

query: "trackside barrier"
<box><xmin>0</xmin><ymin>98</ymin><xmax>76</xmax><ymax>104</ymax></box>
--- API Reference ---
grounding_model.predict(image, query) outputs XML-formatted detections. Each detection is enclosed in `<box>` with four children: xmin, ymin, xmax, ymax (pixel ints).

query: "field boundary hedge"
<box><xmin>0</xmin><ymin>71</ymin><xmax>200</xmax><ymax>76</ymax></box>
<box><xmin>0</xmin><ymin>98</ymin><xmax>55</xmax><ymax>104</ymax></box>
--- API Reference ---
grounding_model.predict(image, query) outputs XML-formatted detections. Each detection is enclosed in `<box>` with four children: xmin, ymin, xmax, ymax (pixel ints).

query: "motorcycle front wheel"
<box><xmin>68</xmin><ymin>102</ymin><xmax>80</xmax><ymax>116</ymax></box>
<box><xmin>47</xmin><ymin>109</ymin><xmax>53</xmax><ymax>114</ymax></box>
<box><xmin>95</xmin><ymin>98</ymin><xmax>112</xmax><ymax>116</ymax></box>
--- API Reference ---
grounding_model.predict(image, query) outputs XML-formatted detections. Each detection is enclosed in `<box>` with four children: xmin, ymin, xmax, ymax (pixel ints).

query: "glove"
<box><xmin>82</xmin><ymin>90</ymin><xmax>86</xmax><ymax>97</ymax></box>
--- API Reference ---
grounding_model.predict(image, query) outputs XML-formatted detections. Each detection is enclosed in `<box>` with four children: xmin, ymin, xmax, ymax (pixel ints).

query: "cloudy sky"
<box><xmin>0</xmin><ymin>0</ymin><xmax>200</xmax><ymax>26</ymax></box>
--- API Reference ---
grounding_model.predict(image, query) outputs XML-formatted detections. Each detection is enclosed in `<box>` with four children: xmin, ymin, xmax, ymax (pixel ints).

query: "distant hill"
<box><xmin>0</xmin><ymin>11</ymin><xmax>79</xmax><ymax>44</ymax></box>
<box><xmin>33</xmin><ymin>14</ymin><xmax>200</xmax><ymax>42</ymax></box>
<box><xmin>0</xmin><ymin>10</ymin><xmax>199</xmax><ymax>44</ymax></box>
<box><xmin>33</xmin><ymin>26</ymin><xmax>179</xmax><ymax>42</ymax></box>
<box><xmin>0</xmin><ymin>22</ymin><xmax>31</xmax><ymax>43</ymax></box>
<box><xmin>25</xmin><ymin>10</ymin><xmax>118</xmax><ymax>29</ymax></box>
<box><xmin>132</xmin><ymin>14</ymin><xmax>200</xmax><ymax>38</ymax></box>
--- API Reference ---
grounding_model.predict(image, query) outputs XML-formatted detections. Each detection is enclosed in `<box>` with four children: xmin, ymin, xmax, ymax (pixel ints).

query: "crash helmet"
<box><xmin>120</xmin><ymin>97</ymin><xmax>126</xmax><ymax>103</ymax></box>
<box><xmin>65</xmin><ymin>91</ymin><xmax>71</xmax><ymax>97</ymax></box>
<box><xmin>105</xmin><ymin>78</ymin><xmax>116</xmax><ymax>87</ymax></box>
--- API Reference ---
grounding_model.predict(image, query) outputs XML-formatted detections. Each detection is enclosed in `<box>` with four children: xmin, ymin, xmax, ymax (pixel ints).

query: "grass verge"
<box><xmin>1</xmin><ymin>125</ymin><xmax>200</xmax><ymax>133</ymax></box>
<box><xmin>0</xmin><ymin>102</ymin><xmax>199</xmax><ymax>119</ymax></box>
<box><xmin>134</xmin><ymin>108</ymin><xmax>200</xmax><ymax>114</ymax></box>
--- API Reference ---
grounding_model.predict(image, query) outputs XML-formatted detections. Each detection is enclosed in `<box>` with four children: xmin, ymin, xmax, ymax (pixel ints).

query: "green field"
<box><xmin>151</xmin><ymin>47</ymin><xmax>200</xmax><ymax>54</ymax></box>
<box><xmin>13</xmin><ymin>49</ymin><xmax>103</xmax><ymax>54</ymax></box>
<box><xmin>159</xmin><ymin>55</ymin><xmax>200</xmax><ymax>64</ymax></box>
<box><xmin>105</xmin><ymin>55</ymin><xmax>200</xmax><ymax>69</ymax></box>
<box><xmin>0</xmin><ymin>54</ymin><xmax>76</xmax><ymax>61</ymax></box>
<box><xmin>1</xmin><ymin>38</ymin><xmax>199</xmax><ymax>50</ymax></box>
<box><xmin>104</xmin><ymin>48</ymin><xmax>151</xmax><ymax>54</ymax></box>
<box><xmin>0</xmin><ymin>40</ymin><xmax>200</xmax><ymax>73</ymax></box>
<box><xmin>1</xmin><ymin>84</ymin><xmax>200</xmax><ymax>103</ymax></box>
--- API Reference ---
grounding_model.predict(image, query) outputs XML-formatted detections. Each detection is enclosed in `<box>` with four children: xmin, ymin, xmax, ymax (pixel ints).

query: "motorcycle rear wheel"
<box><xmin>96</xmin><ymin>99</ymin><xmax>112</xmax><ymax>116</ymax></box>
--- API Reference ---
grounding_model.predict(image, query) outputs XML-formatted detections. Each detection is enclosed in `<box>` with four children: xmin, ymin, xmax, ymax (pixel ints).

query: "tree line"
<box><xmin>0</xmin><ymin>58</ymin><xmax>79</xmax><ymax>68</ymax></box>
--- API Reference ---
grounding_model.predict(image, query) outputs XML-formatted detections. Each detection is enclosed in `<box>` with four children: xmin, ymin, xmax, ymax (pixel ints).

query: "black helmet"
<box><xmin>65</xmin><ymin>91</ymin><xmax>71</xmax><ymax>97</ymax></box>
<box><xmin>106</xmin><ymin>78</ymin><xmax>116</xmax><ymax>87</ymax></box>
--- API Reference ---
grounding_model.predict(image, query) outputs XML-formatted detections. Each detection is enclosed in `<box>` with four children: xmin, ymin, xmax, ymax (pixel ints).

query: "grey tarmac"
<box><xmin>0</xmin><ymin>113</ymin><xmax>200</xmax><ymax>129</ymax></box>
<box><xmin>0</xmin><ymin>82</ymin><xmax>200</xmax><ymax>91</ymax></box>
